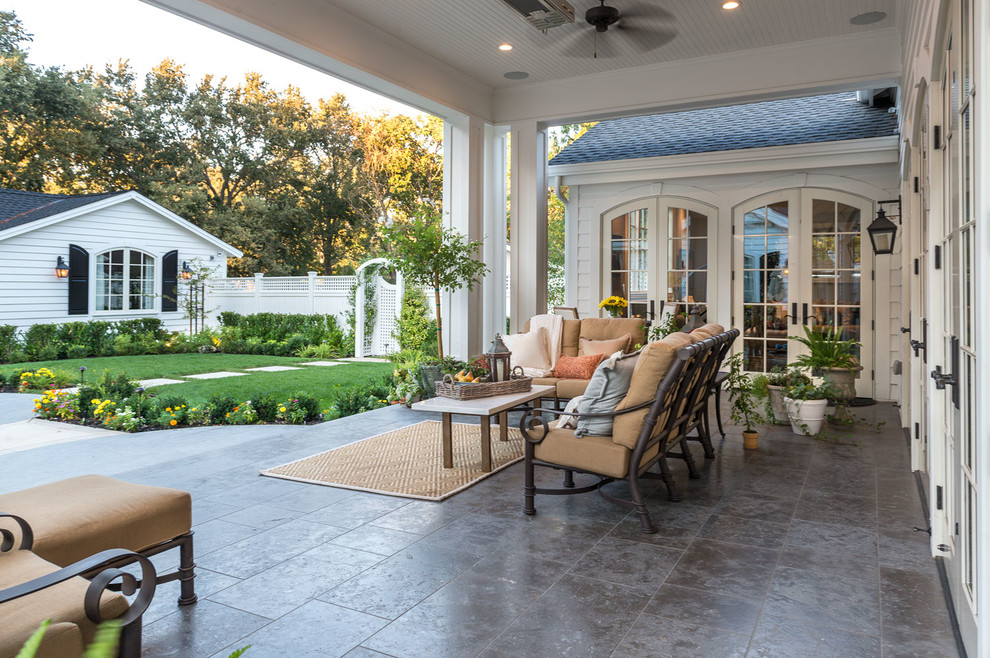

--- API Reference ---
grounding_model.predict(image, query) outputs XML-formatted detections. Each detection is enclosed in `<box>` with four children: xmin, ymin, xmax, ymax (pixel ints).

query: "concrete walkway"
<box><xmin>0</xmin><ymin>393</ymin><xmax>123</xmax><ymax>456</ymax></box>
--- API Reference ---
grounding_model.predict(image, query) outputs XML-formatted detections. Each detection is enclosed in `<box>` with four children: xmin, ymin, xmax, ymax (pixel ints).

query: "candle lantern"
<box><xmin>485</xmin><ymin>334</ymin><xmax>512</xmax><ymax>382</ymax></box>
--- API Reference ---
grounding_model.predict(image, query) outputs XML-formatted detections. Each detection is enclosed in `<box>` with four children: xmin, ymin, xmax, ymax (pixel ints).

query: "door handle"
<box><xmin>930</xmin><ymin>336</ymin><xmax>961</xmax><ymax>409</ymax></box>
<box><xmin>900</xmin><ymin>326</ymin><xmax>911</xmax><ymax>335</ymax></box>
<box><xmin>930</xmin><ymin>366</ymin><xmax>956</xmax><ymax>390</ymax></box>
<box><xmin>802</xmin><ymin>303</ymin><xmax>810</xmax><ymax>325</ymax></box>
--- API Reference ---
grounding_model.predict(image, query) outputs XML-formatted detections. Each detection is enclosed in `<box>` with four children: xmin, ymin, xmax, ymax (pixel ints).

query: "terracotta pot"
<box><xmin>784</xmin><ymin>397</ymin><xmax>829</xmax><ymax>436</ymax></box>
<box><xmin>766</xmin><ymin>385</ymin><xmax>789</xmax><ymax>424</ymax></box>
<box><xmin>742</xmin><ymin>430</ymin><xmax>759</xmax><ymax>450</ymax></box>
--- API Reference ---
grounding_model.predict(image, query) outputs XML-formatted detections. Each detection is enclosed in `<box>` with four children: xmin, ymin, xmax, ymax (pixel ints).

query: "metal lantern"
<box><xmin>867</xmin><ymin>207</ymin><xmax>898</xmax><ymax>255</ymax></box>
<box><xmin>55</xmin><ymin>256</ymin><xmax>69</xmax><ymax>278</ymax></box>
<box><xmin>486</xmin><ymin>333</ymin><xmax>512</xmax><ymax>382</ymax></box>
<box><xmin>180</xmin><ymin>261</ymin><xmax>193</xmax><ymax>280</ymax></box>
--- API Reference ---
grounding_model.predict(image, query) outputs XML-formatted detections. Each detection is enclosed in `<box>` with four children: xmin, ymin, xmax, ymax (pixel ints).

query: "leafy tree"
<box><xmin>383</xmin><ymin>207</ymin><xmax>487</xmax><ymax>359</ymax></box>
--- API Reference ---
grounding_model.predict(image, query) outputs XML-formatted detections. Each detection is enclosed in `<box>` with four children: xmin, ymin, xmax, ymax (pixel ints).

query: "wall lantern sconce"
<box><xmin>55</xmin><ymin>256</ymin><xmax>69</xmax><ymax>278</ymax></box>
<box><xmin>868</xmin><ymin>199</ymin><xmax>900</xmax><ymax>255</ymax></box>
<box><xmin>180</xmin><ymin>261</ymin><xmax>193</xmax><ymax>280</ymax></box>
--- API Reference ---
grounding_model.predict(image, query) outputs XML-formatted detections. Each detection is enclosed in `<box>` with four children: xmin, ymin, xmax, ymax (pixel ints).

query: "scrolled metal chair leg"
<box><xmin>177</xmin><ymin>532</ymin><xmax>197</xmax><ymax>606</ymax></box>
<box><xmin>658</xmin><ymin>458</ymin><xmax>682</xmax><ymax>502</ymax></box>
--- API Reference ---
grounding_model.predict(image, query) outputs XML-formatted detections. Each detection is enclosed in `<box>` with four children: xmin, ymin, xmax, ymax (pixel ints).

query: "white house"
<box><xmin>0</xmin><ymin>189</ymin><xmax>242</xmax><ymax>332</ymax></box>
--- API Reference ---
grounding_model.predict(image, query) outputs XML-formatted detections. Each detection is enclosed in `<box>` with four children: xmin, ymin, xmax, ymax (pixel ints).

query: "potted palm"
<box><xmin>783</xmin><ymin>378</ymin><xmax>839</xmax><ymax>436</ymax></box>
<box><xmin>725</xmin><ymin>352</ymin><xmax>766</xmax><ymax>449</ymax></box>
<box><xmin>789</xmin><ymin>325</ymin><xmax>862</xmax><ymax>403</ymax></box>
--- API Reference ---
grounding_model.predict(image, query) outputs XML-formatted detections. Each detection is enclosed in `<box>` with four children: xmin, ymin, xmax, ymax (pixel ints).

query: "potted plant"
<box><xmin>753</xmin><ymin>367</ymin><xmax>811</xmax><ymax>424</ymax></box>
<box><xmin>789</xmin><ymin>325</ymin><xmax>863</xmax><ymax>403</ymax></box>
<box><xmin>724</xmin><ymin>352</ymin><xmax>765</xmax><ymax>449</ymax></box>
<box><xmin>783</xmin><ymin>377</ymin><xmax>839</xmax><ymax>436</ymax></box>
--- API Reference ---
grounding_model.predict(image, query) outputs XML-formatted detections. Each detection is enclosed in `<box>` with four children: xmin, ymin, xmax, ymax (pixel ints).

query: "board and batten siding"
<box><xmin>0</xmin><ymin>199</ymin><xmax>229</xmax><ymax>332</ymax></box>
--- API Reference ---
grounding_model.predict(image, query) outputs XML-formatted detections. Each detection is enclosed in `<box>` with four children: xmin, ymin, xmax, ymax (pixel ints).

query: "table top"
<box><xmin>411</xmin><ymin>384</ymin><xmax>556</xmax><ymax>416</ymax></box>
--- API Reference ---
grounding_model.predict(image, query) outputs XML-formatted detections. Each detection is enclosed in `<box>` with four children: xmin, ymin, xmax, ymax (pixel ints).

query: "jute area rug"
<box><xmin>261</xmin><ymin>420</ymin><xmax>525</xmax><ymax>502</ymax></box>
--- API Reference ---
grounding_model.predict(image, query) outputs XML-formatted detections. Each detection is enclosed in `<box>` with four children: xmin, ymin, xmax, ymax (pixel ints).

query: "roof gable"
<box><xmin>0</xmin><ymin>189</ymin><xmax>129</xmax><ymax>231</ymax></box>
<box><xmin>550</xmin><ymin>93</ymin><xmax>898</xmax><ymax>166</ymax></box>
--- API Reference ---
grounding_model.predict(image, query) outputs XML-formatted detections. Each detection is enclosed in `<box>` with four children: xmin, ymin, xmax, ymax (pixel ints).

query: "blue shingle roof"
<box><xmin>0</xmin><ymin>188</ymin><xmax>129</xmax><ymax>232</ymax></box>
<box><xmin>549</xmin><ymin>93</ymin><xmax>898</xmax><ymax>166</ymax></box>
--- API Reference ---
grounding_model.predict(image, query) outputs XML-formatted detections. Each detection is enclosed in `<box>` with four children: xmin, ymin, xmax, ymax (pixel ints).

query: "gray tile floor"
<box><xmin>0</xmin><ymin>396</ymin><xmax>960</xmax><ymax>657</ymax></box>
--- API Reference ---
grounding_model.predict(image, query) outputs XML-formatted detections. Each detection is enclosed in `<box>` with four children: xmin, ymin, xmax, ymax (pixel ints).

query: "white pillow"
<box><xmin>501</xmin><ymin>327</ymin><xmax>552</xmax><ymax>372</ymax></box>
<box><xmin>554</xmin><ymin>395</ymin><xmax>584</xmax><ymax>429</ymax></box>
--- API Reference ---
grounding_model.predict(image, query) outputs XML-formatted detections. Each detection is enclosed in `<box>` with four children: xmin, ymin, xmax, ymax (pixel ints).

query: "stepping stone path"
<box><xmin>337</xmin><ymin>357</ymin><xmax>391</xmax><ymax>363</ymax></box>
<box><xmin>138</xmin><ymin>378</ymin><xmax>187</xmax><ymax>388</ymax></box>
<box><xmin>298</xmin><ymin>361</ymin><xmax>344</xmax><ymax>367</ymax></box>
<box><xmin>244</xmin><ymin>366</ymin><xmax>303</xmax><ymax>372</ymax></box>
<box><xmin>183</xmin><ymin>371</ymin><xmax>249</xmax><ymax>380</ymax></box>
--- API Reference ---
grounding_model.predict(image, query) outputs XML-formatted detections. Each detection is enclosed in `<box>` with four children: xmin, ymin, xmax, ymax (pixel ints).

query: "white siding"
<box><xmin>0</xmin><ymin>199</ymin><xmax>230</xmax><ymax>332</ymax></box>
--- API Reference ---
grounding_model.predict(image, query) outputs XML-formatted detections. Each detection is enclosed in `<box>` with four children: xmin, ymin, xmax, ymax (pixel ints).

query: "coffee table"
<box><xmin>411</xmin><ymin>385</ymin><xmax>556</xmax><ymax>472</ymax></box>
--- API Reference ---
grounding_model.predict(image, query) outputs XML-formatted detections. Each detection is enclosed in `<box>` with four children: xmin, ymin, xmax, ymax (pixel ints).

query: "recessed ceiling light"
<box><xmin>722</xmin><ymin>1</ymin><xmax>740</xmax><ymax>9</ymax></box>
<box><xmin>498</xmin><ymin>43</ymin><xmax>513</xmax><ymax>52</ymax></box>
<box><xmin>850</xmin><ymin>11</ymin><xmax>887</xmax><ymax>25</ymax></box>
<box><xmin>504</xmin><ymin>71</ymin><xmax>529</xmax><ymax>80</ymax></box>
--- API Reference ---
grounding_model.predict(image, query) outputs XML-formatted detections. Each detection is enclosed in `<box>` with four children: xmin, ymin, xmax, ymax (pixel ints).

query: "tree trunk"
<box><xmin>434</xmin><ymin>272</ymin><xmax>443</xmax><ymax>359</ymax></box>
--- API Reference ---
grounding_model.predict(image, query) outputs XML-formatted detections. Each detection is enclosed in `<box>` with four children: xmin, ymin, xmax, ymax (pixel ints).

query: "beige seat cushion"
<box><xmin>531</xmin><ymin>376</ymin><xmax>560</xmax><ymax>388</ymax></box>
<box><xmin>0</xmin><ymin>620</ymin><xmax>82</xmax><ymax>658</ymax></box>
<box><xmin>579</xmin><ymin>318</ymin><xmax>646</xmax><ymax>348</ymax></box>
<box><xmin>0</xmin><ymin>549</ymin><xmax>128</xmax><ymax>651</ymax></box>
<box><xmin>0</xmin><ymin>475</ymin><xmax>191</xmax><ymax>567</ymax></box>
<box><xmin>611</xmin><ymin>339</ymin><xmax>681</xmax><ymax>449</ymax></box>
<box><xmin>533</xmin><ymin>428</ymin><xmax>660</xmax><ymax>479</ymax></box>
<box><xmin>557</xmin><ymin>378</ymin><xmax>590</xmax><ymax>399</ymax></box>
<box><xmin>697</xmin><ymin>323</ymin><xmax>725</xmax><ymax>335</ymax></box>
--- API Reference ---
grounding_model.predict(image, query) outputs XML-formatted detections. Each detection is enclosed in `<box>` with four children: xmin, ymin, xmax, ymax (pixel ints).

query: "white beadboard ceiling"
<box><xmin>323</xmin><ymin>0</ymin><xmax>901</xmax><ymax>88</ymax></box>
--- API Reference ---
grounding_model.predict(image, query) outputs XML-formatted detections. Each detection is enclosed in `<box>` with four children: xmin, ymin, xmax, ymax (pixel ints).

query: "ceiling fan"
<box><xmin>562</xmin><ymin>0</ymin><xmax>677</xmax><ymax>58</ymax></box>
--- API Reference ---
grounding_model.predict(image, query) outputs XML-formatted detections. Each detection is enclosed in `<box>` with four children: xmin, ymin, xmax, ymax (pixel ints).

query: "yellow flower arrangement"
<box><xmin>598</xmin><ymin>295</ymin><xmax>629</xmax><ymax>318</ymax></box>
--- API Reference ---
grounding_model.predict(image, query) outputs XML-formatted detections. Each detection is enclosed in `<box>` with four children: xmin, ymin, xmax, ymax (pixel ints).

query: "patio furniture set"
<box><xmin>0</xmin><ymin>315</ymin><xmax>735</xmax><ymax>656</ymax></box>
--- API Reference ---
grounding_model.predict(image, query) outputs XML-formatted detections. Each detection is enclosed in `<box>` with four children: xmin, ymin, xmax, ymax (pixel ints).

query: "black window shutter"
<box><xmin>162</xmin><ymin>250</ymin><xmax>178</xmax><ymax>312</ymax></box>
<box><xmin>68</xmin><ymin>244</ymin><xmax>88</xmax><ymax>315</ymax></box>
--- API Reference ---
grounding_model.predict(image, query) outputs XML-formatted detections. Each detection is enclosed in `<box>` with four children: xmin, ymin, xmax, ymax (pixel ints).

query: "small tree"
<box><xmin>383</xmin><ymin>208</ymin><xmax>488</xmax><ymax>359</ymax></box>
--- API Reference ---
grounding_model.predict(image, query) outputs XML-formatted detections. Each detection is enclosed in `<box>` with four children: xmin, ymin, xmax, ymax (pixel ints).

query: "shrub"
<box><xmin>226</xmin><ymin>401</ymin><xmax>258</xmax><ymax>425</ymax></box>
<box><xmin>394</xmin><ymin>287</ymin><xmax>436</xmax><ymax>353</ymax></box>
<box><xmin>0</xmin><ymin>325</ymin><xmax>19</xmax><ymax>363</ymax></box>
<box><xmin>285</xmin><ymin>333</ymin><xmax>307</xmax><ymax>356</ymax></box>
<box><xmin>153</xmin><ymin>398</ymin><xmax>189</xmax><ymax>428</ymax></box>
<box><xmin>65</xmin><ymin>344</ymin><xmax>89</xmax><ymax>360</ymax></box>
<box><xmin>93</xmin><ymin>370</ymin><xmax>137</xmax><ymax>400</ymax></box>
<box><xmin>36</xmin><ymin>345</ymin><xmax>58</xmax><ymax>362</ymax></box>
<box><xmin>102</xmin><ymin>406</ymin><xmax>142</xmax><ymax>432</ymax></box>
<box><xmin>206</xmin><ymin>393</ymin><xmax>238</xmax><ymax>424</ymax></box>
<box><xmin>298</xmin><ymin>343</ymin><xmax>340</xmax><ymax>359</ymax></box>
<box><xmin>327</xmin><ymin>376</ymin><xmax>391</xmax><ymax>419</ymax></box>
<box><xmin>249</xmin><ymin>392</ymin><xmax>279</xmax><ymax>422</ymax></box>
<box><xmin>276</xmin><ymin>394</ymin><xmax>321</xmax><ymax>424</ymax></box>
<box><xmin>22</xmin><ymin>324</ymin><xmax>58</xmax><ymax>359</ymax></box>
<box><xmin>18</xmin><ymin>367</ymin><xmax>73</xmax><ymax>391</ymax></box>
<box><xmin>7</xmin><ymin>349</ymin><xmax>29</xmax><ymax>363</ymax></box>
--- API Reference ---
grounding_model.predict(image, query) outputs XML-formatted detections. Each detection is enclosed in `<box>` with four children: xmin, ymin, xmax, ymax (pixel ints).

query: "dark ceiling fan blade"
<box><xmin>614</xmin><ymin>23</ymin><xmax>677</xmax><ymax>51</ymax></box>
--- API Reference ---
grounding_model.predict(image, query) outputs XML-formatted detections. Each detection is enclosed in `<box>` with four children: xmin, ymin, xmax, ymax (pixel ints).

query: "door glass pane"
<box><xmin>837</xmin><ymin>203</ymin><xmax>860</xmax><ymax>232</ymax></box>
<box><xmin>608</xmin><ymin>209</ymin><xmax>648</xmax><ymax>317</ymax></box>
<box><xmin>740</xmin><ymin>202</ymin><xmax>788</xmax><ymax>371</ymax></box>
<box><xmin>668</xmin><ymin>208</ymin><xmax>708</xmax><ymax>326</ymax></box>
<box><xmin>837</xmin><ymin>234</ymin><xmax>861</xmax><ymax>270</ymax></box>
<box><xmin>812</xmin><ymin>236</ymin><xmax>836</xmax><ymax>268</ymax></box>
<box><xmin>812</xmin><ymin>199</ymin><xmax>835</xmax><ymax>232</ymax></box>
<box><xmin>810</xmin><ymin>199</ymin><xmax>862</xmax><ymax>352</ymax></box>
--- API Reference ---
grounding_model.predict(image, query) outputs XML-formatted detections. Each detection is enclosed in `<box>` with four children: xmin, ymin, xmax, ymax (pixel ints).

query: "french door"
<box><xmin>603</xmin><ymin>197</ymin><xmax>717</xmax><ymax>327</ymax></box>
<box><xmin>734</xmin><ymin>189</ymin><xmax>874</xmax><ymax>397</ymax></box>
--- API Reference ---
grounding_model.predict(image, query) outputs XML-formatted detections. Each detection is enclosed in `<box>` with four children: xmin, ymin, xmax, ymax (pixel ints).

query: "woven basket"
<box><xmin>435</xmin><ymin>374</ymin><xmax>532</xmax><ymax>400</ymax></box>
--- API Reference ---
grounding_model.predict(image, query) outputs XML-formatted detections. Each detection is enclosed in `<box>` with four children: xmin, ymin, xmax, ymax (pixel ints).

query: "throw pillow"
<box><xmin>554</xmin><ymin>395</ymin><xmax>583</xmax><ymax>429</ymax></box>
<box><xmin>574</xmin><ymin>350</ymin><xmax>639</xmax><ymax>438</ymax></box>
<box><xmin>552</xmin><ymin>353</ymin><xmax>605</xmax><ymax>379</ymax></box>
<box><xmin>501</xmin><ymin>327</ymin><xmax>551</xmax><ymax>372</ymax></box>
<box><xmin>579</xmin><ymin>333</ymin><xmax>631</xmax><ymax>356</ymax></box>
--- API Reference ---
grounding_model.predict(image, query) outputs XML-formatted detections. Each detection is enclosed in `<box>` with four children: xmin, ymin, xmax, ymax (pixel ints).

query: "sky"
<box><xmin>4</xmin><ymin>0</ymin><xmax>419</xmax><ymax>116</ymax></box>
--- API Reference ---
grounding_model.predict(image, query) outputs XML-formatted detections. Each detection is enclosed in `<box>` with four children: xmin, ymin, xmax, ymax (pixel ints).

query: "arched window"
<box><xmin>96</xmin><ymin>249</ymin><xmax>155</xmax><ymax>311</ymax></box>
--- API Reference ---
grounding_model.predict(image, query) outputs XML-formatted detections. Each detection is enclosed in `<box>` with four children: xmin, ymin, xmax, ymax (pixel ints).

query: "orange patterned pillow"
<box><xmin>552</xmin><ymin>353</ymin><xmax>606</xmax><ymax>380</ymax></box>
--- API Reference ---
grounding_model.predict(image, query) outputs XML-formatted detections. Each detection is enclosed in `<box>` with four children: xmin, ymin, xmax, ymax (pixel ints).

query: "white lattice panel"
<box><xmin>374</xmin><ymin>277</ymin><xmax>400</xmax><ymax>355</ymax></box>
<box><xmin>210</xmin><ymin>278</ymin><xmax>256</xmax><ymax>292</ymax></box>
<box><xmin>260</xmin><ymin>277</ymin><xmax>310</xmax><ymax>292</ymax></box>
<box><xmin>316</xmin><ymin>277</ymin><xmax>353</xmax><ymax>295</ymax></box>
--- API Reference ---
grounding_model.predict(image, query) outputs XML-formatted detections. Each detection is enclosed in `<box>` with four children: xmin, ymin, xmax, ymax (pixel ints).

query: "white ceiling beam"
<box><xmin>142</xmin><ymin>0</ymin><xmax>495</xmax><ymax>121</ymax></box>
<box><xmin>493</xmin><ymin>30</ymin><xmax>903</xmax><ymax>125</ymax></box>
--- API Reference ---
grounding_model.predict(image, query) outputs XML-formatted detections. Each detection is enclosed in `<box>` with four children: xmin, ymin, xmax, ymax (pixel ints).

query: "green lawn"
<box><xmin>4</xmin><ymin>354</ymin><xmax>393</xmax><ymax>413</ymax></box>
<box><xmin>2</xmin><ymin>353</ymin><xmax>314</xmax><ymax>383</ymax></box>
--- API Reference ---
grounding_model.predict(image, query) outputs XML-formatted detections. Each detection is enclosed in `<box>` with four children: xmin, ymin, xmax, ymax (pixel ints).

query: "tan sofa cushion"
<box><xmin>579</xmin><ymin>318</ymin><xmax>646</xmax><ymax>348</ymax></box>
<box><xmin>698</xmin><ymin>323</ymin><xmax>725</xmax><ymax>335</ymax></box>
<box><xmin>561</xmin><ymin>319</ymin><xmax>581</xmax><ymax>357</ymax></box>
<box><xmin>557</xmin><ymin>378</ymin><xmax>590</xmax><ymax>399</ymax></box>
<box><xmin>0</xmin><ymin>549</ymin><xmax>128</xmax><ymax>650</ymax></box>
<box><xmin>0</xmin><ymin>620</ymin><xmax>82</xmax><ymax>658</ymax></box>
<box><xmin>533</xmin><ymin>428</ymin><xmax>660</xmax><ymax>479</ymax></box>
<box><xmin>662</xmin><ymin>332</ymin><xmax>694</xmax><ymax>349</ymax></box>
<box><xmin>531</xmin><ymin>377</ymin><xmax>560</xmax><ymax>388</ymax></box>
<box><xmin>579</xmin><ymin>334</ymin><xmax>631</xmax><ymax>356</ymax></box>
<box><xmin>611</xmin><ymin>339</ymin><xmax>681</xmax><ymax>449</ymax></box>
<box><xmin>0</xmin><ymin>475</ymin><xmax>191</xmax><ymax>567</ymax></box>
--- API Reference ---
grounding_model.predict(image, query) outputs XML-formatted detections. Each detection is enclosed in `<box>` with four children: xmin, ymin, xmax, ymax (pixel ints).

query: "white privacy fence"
<box><xmin>209</xmin><ymin>272</ymin><xmax>353</xmax><ymax>324</ymax></box>
<box><xmin>353</xmin><ymin>259</ymin><xmax>403</xmax><ymax>357</ymax></box>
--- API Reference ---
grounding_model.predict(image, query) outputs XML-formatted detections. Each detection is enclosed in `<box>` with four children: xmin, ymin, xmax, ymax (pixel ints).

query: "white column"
<box><xmin>553</xmin><ymin>175</ymin><xmax>577</xmax><ymax>308</ymax></box>
<box><xmin>509</xmin><ymin>120</ymin><xmax>548</xmax><ymax>332</ymax></box>
<box><xmin>253</xmin><ymin>272</ymin><xmax>263</xmax><ymax>314</ymax></box>
<box><xmin>484</xmin><ymin>125</ymin><xmax>509</xmax><ymax>340</ymax></box>
<box><xmin>307</xmin><ymin>271</ymin><xmax>317</xmax><ymax>314</ymax></box>
<box><xmin>443</xmin><ymin>114</ymin><xmax>487</xmax><ymax>360</ymax></box>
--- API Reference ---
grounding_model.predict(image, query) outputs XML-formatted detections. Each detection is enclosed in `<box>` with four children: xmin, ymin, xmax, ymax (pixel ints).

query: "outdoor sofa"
<box><xmin>0</xmin><ymin>475</ymin><xmax>196</xmax><ymax>656</ymax></box>
<box><xmin>520</xmin><ymin>327</ymin><xmax>738</xmax><ymax>533</ymax></box>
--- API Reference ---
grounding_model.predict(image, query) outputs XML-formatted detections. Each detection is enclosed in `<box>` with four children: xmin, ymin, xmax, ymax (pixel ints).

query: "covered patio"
<box><xmin>0</xmin><ymin>394</ymin><xmax>957</xmax><ymax>656</ymax></box>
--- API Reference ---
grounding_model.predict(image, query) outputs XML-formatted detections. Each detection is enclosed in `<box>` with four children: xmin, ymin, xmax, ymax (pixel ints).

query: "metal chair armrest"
<box><xmin>0</xmin><ymin>513</ymin><xmax>34</xmax><ymax>552</ymax></box>
<box><xmin>519</xmin><ymin>400</ymin><xmax>653</xmax><ymax>444</ymax></box>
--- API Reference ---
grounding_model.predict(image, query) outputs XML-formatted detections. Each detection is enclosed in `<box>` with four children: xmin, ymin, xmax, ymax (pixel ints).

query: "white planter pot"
<box><xmin>784</xmin><ymin>397</ymin><xmax>829</xmax><ymax>436</ymax></box>
<box><xmin>767</xmin><ymin>385</ymin><xmax>789</xmax><ymax>424</ymax></box>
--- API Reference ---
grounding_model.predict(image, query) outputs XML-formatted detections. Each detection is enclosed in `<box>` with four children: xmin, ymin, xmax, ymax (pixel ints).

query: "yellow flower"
<box><xmin>91</xmin><ymin>398</ymin><xmax>100</xmax><ymax>404</ymax></box>
<box><xmin>165</xmin><ymin>407</ymin><xmax>172</xmax><ymax>412</ymax></box>
<box><xmin>170</xmin><ymin>419</ymin><xmax>177</xmax><ymax>426</ymax></box>
<box><xmin>225</xmin><ymin>413</ymin><xmax>230</xmax><ymax>418</ymax></box>
<box><xmin>279</xmin><ymin>406</ymin><xmax>286</xmax><ymax>413</ymax></box>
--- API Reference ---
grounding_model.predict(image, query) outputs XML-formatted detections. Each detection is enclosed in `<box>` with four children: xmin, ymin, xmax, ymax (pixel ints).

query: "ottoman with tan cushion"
<box><xmin>0</xmin><ymin>475</ymin><xmax>196</xmax><ymax>606</ymax></box>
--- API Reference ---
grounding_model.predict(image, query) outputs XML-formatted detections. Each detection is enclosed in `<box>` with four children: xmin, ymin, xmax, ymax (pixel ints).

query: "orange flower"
<box><xmin>169</xmin><ymin>419</ymin><xmax>177</xmax><ymax>426</ymax></box>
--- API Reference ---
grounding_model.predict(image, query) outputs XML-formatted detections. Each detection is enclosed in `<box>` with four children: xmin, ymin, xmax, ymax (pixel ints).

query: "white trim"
<box><xmin>0</xmin><ymin>191</ymin><xmax>243</xmax><ymax>257</ymax></box>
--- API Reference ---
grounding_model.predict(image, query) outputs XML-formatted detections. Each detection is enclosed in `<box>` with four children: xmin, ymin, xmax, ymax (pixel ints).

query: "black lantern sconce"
<box><xmin>180</xmin><ymin>261</ymin><xmax>193</xmax><ymax>280</ymax></box>
<box><xmin>55</xmin><ymin>256</ymin><xmax>69</xmax><ymax>278</ymax></box>
<box><xmin>486</xmin><ymin>334</ymin><xmax>512</xmax><ymax>382</ymax></box>
<box><xmin>868</xmin><ymin>199</ymin><xmax>900</xmax><ymax>255</ymax></box>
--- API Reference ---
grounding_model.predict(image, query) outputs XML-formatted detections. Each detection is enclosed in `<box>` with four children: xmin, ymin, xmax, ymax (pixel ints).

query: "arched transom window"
<box><xmin>96</xmin><ymin>249</ymin><xmax>155</xmax><ymax>311</ymax></box>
